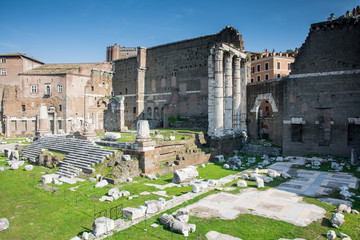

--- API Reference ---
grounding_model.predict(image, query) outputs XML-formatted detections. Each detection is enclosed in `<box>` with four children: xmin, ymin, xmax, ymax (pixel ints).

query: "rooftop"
<box><xmin>21</xmin><ymin>62</ymin><xmax>111</xmax><ymax>75</ymax></box>
<box><xmin>0</xmin><ymin>53</ymin><xmax>44</xmax><ymax>64</ymax></box>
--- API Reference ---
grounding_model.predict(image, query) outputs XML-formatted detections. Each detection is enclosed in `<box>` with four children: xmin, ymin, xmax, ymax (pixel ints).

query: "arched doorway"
<box><xmin>250</xmin><ymin>93</ymin><xmax>278</xmax><ymax>141</ymax></box>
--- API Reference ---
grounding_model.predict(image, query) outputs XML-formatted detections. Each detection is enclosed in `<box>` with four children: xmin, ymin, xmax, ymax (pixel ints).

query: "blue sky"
<box><xmin>0</xmin><ymin>0</ymin><xmax>357</xmax><ymax>63</ymax></box>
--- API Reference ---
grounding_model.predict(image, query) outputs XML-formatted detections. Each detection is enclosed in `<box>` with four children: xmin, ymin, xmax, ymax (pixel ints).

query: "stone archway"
<box><xmin>250</xmin><ymin>93</ymin><xmax>279</xmax><ymax>140</ymax></box>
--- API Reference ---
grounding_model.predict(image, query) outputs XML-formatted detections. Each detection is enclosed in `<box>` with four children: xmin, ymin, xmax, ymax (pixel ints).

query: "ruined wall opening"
<box><xmin>257</xmin><ymin>100</ymin><xmax>274</xmax><ymax>139</ymax></box>
<box><xmin>348</xmin><ymin>124</ymin><xmax>360</xmax><ymax>146</ymax></box>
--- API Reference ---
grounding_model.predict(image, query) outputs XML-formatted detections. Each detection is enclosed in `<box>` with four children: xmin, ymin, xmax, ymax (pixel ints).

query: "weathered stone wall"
<box><xmin>112</xmin><ymin>26</ymin><xmax>244</xmax><ymax>129</ymax></box>
<box><xmin>246</xmin><ymin>79</ymin><xmax>284</xmax><ymax>146</ymax></box>
<box><xmin>283</xmin><ymin>16</ymin><xmax>360</xmax><ymax>157</ymax></box>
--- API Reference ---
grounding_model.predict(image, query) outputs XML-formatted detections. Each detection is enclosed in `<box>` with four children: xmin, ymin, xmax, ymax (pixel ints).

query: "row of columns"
<box><xmin>208</xmin><ymin>46</ymin><xmax>247</xmax><ymax>138</ymax></box>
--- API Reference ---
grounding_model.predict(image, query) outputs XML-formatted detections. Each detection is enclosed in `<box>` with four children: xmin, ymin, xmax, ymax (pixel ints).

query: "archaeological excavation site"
<box><xmin>0</xmin><ymin>5</ymin><xmax>360</xmax><ymax>240</ymax></box>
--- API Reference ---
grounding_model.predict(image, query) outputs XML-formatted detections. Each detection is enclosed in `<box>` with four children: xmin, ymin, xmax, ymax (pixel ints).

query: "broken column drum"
<box><xmin>136</xmin><ymin>120</ymin><xmax>151</xmax><ymax>141</ymax></box>
<box><xmin>208</xmin><ymin>43</ymin><xmax>248</xmax><ymax>138</ymax></box>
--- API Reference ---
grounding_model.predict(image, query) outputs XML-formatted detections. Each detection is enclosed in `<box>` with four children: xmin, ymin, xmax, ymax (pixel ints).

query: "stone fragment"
<box><xmin>24</xmin><ymin>165</ymin><xmax>33</xmax><ymax>171</ymax></box>
<box><xmin>169</xmin><ymin>136</ymin><xmax>175</xmax><ymax>141</ymax></box>
<box><xmin>122</xmin><ymin>207</ymin><xmax>144</xmax><ymax>220</ymax></box>
<box><xmin>247</xmin><ymin>157</ymin><xmax>256</xmax><ymax>164</ymax></box>
<box><xmin>140</xmin><ymin>191</ymin><xmax>151</xmax><ymax>196</ymax></box>
<box><xmin>10</xmin><ymin>164</ymin><xmax>18</xmax><ymax>170</ymax></box>
<box><xmin>338</xmin><ymin>232</ymin><xmax>349</xmax><ymax>238</ymax></box>
<box><xmin>330</xmin><ymin>213</ymin><xmax>345</xmax><ymax>228</ymax></box>
<box><xmin>0</xmin><ymin>218</ymin><xmax>9</xmax><ymax>232</ymax></box>
<box><xmin>327</xmin><ymin>230</ymin><xmax>336</xmax><ymax>240</ymax></box>
<box><xmin>95</xmin><ymin>180</ymin><xmax>108</xmax><ymax>188</ymax></box>
<box><xmin>92</xmin><ymin>217</ymin><xmax>115</xmax><ymax>236</ymax></box>
<box><xmin>192</xmin><ymin>184</ymin><xmax>202</xmax><ymax>193</ymax></box>
<box><xmin>127</xmin><ymin>177</ymin><xmax>133</xmax><ymax>182</ymax></box>
<box><xmin>99</xmin><ymin>196</ymin><xmax>113</xmax><ymax>202</ymax></box>
<box><xmin>145</xmin><ymin>198</ymin><xmax>165</xmax><ymax>214</ymax></box>
<box><xmin>259</xmin><ymin>176</ymin><xmax>273</xmax><ymax>183</ymax></box>
<box><xmin>268</xmin><ymin>169</ymin><xmax>280</xmax><ymax>178</ymax></box>
<box><xmin>189</xmin><ymin>224</ymin><xmax>196</xmax><ymax>233</ymax></box>
<box><xmin>177</xmin><ymin>214</ymin><xmax>189</xmax><ymax>223</ymax></box>
<box><xmin>122</xmin><ymin>155</ymin><xmax>131</xmax><ymax>161</ymax></box>
<box><xmin>170</xmin><ymin>219</ymin><xmax>190</xmax><ymax>237</ymax></box>
<box><xmin>3</xmin><ymin>148</ymin><xmax>10</xmax><ymax>158</ymax></box>
<box><xmin>138</xmin><ymin>205</ymin><xmax>147</xmax><ymax>215</ymax></box>
<box><xmin>120</xmin><ymin>190</ymin><xmax>130</xmax><ymax>196</ymax></box>
<box><xmin>276</xmin><ymin>156</ymin><xmax>283</xmax><ymax>162</ymax></box>
<box><xmin>108</xmin><ymin>188</ymin><xmax>120</xmax><ymax>197</ymax></box>
<box><xmin>201</xmin><ymin>164</ymin><xmax>206</xmax><ymax>168</ymax></box>
<box><xmin>205</xmin><ymin>231</ymin><xmax>243</xmax><ymax>240</ymax></box>
<box><xmin>70</xmin><ymin>236</ymin><xmax>81</xmax><ymax>240</ymax></box>
<box><xmin>88</xmin><ymin>177</ymin><xmax>97</xmax><ymax>183</ymax></box>
<box><xmin>11</xmin><ymin>150</ymin><xmax>19</xmax><ymax>161</ymax></box>
<box><xmin>237</xmin><ymin>180</ymin><xmax>247</xmax><ymax>187</ymax></box>
<box><xmin>242</xmin><ymin>174</ymin><xmax>248</xmax><ymax>180</ymax></box>
<box><xmin>0</xmin><ymin>166</ymin><xmax>4</xmax><ymax>171</ymax></box>
<box><xmin>81</xmin><ymin>232</ymin><xmax>90</xmax><ymax>240</ymax></box>
<box><xmin>145</xmin><ymin>173</ymin><xmax>157</xmax><ymax>180</ymax></box>
<box><xmin>351</xmin><ymin>209</ymin><xmax>359</xmax><ymax>214</ymax></box>
<box><xmin>150</xmin><ymin>223</ymin><xmax>159</xmax><ymax>228</ymax></box>
<box><xmin>159</xmin><ymin>213</ymin><xmax>174</xmax><ymax>226</ymax></box>
<box><xmin>104</xmin><ymin>132</ymin><xmax>121</xmax><ymax>141</ymax></box>
<box><xmin>214</xmin><ymin>155</ymin><xmax>225</xmax><ymax>163</ymax></box>
<box><xmin>208</xmin><ymin>179</ymin><xmax>218</xmax><ymax>187</ymax></box>
<box><xmin>223</xmin><ymin>164</ymin><xmax>230</xmax><ymax>169</ymax></box>
<box><xmin>281</xmin><ymin>172</ymin><xmax>291</xmax><ymax>179</ymax></box>
<box><xmin>256</xmin><ymin>177</ymin><xmax>264</xmax><ymax>188</ymax></box>
<box><xmin>53</xmin><ymin>178</ymin><xmax>62</xmax><ymax>185</ymax></box>
<box><xmin>173</xmin><ymin>166</ymin><xmax>198</xmax><ymax>184</ymax></box>
<box><xmin>249</xmin><ymin>173</ymin><xmax>260</xmax><ymax>181</ymax></box>
<box><xmin>337</xmin><ymin>204</ymin><xmax>351</xmax><ymax>213</ymax></box>
<box><xmin>41</xmin><ymin>175</ymin><xmax>53</xmax><ymax>184</ymax></box>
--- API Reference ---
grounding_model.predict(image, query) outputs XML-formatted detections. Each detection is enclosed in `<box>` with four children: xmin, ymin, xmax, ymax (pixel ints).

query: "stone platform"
<box><xmin>185</xmin><ymin>188</ymin><xmax>326</xmax><ymax>227</ymax></box>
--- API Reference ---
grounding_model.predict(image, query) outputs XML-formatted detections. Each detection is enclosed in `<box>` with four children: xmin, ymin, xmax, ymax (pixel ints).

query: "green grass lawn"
<box><xmin>1</xmin><ymin>152</ymin><xmax>359</xmax><ymax>240</ymax></box>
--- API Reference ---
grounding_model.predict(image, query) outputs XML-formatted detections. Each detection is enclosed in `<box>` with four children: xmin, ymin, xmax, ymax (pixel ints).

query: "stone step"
<box><xmin>60</xmin><ymin>160</ymin><xmax>92</xmax><ymax>168</ymax></box>
<box><xmin>64</xmin><ymin>156</ymin><xmax>99</xmax><ymax>165</ymax></box>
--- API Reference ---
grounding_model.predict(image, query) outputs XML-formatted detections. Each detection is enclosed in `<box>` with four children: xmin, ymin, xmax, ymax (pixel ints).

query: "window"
<box><xmin>1</xmin><ymin>58</ymin><xmax>6</xmax><ymax>63</ymax></box>
<box><xmin>133</xmin><ymin>107</ymin><xmax>136</xmax><ymax>114</ymax></box>
<box><xmin>257</xmin><ymin>76</ymin><xmax>261</xmax><ymax>82</ymax></box>
<box><xmin>58</xmin><ymin>85</ymin><xmax>63</xmax><ymax>93</ymax></box>
<box><xmin>1</xmin><ymin>69</ymin><xmax>6</xmax><ymax>76</ymax></box>
<box><xmin>31</xmin><ymin>85</ymin><xmax>37</xmax><ymax>93</ymax></box>
<box><xmin>288</xmin><ymin>63</ymin><xmax>291</xmax><ymax>70</ymax></box>
<box><xmin>277</xmin><ymin>61</ymin><xmax>281</xmax><ymax>69</ymax></box>
<box><xmin>22</xmin><ymin>105</ymin><xmax>26</xmax><ymax>112</ymax></box>
<box><xmin>251</xmin><ymin>67</ymin><xmax>255</xmax><ymax>73</ymax></box>
<box><xmin>251</xmin><ymin>78</ymin><xmax>254</xmax><ymax>83</ymax></box>
<box><xmin>276</xmin><ymin>74</ymin><xmax>281</xmax><ymax>79</ymax></box>
<box><xmin>147</xmin><ymin>107</ymin><xmax>152</xmax><ymax>119</ymax></box>
<box><xmin>348</xmin><ymin>124</ymin><xmax>360</xmax><ymax>145</ymax></box>
<box><xmin>257</xmin><ymin>64</ymin><xmax>261</xmax><ymax>72</ymax></box>
<box><xmin>265</xmin><ymin>62</ymin><xmax>269</xmax><ymax>70</ymax></box>
<box><xmin>91</xmin><ymin>86</ymin><xmax>94</xmax><ymax>91</ymax></box>
<box><xmin>291</xmin><ymin>124</ymin><xmax>302</xmax><ymax>142</ymax></box>
<box><xmin>125</xmin><ymin>88</ymin><xmax>128</xmax><ymax>94</ymax></box>
<box><xmin>265</xmin><ymin>74</ymin><xmax>269</xmax><ymax>80</ymax></box>
<box><xmin>59</xmin><ymin>104</ymin><xmax>62</xmax><ymax>112</ymax></box>
<box><xmin>45</xmin><ymin>84</ymin><xmax>51</xmax><ymax>95</ymax></box>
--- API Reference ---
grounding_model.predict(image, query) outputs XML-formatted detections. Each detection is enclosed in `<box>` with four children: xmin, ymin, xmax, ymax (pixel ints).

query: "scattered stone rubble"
<box><xmin>0</xmin><ymin>218</ymin><xmax>9</xmax><ymax>232</ymax></box>
<box><xmin>330</xmin><ymin>213</ymin><xmax>345</xmax><ymax>228</ymax></box>
<box><xmin>92</xmin><ymin>217</ymin><xmax>115</xmax><ymax>237</ymax></box>
<box><xmin>159</xmin><ymin>208</ymin><xmax>196</xmax><ymax>237</ymax></box>
<box><xmin>173</xmin><ymin>166</ymin><xmax>198</xmax><ymax>184</ymax></box>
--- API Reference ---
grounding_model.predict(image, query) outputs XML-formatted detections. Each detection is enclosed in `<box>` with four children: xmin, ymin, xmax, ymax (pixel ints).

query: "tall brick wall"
<box><xmin>283</xmin><ymin>16</ymin><xmax>360</xmax><ymax>157</ymax></box>
<box><xmin>112</xmin><ymin>26</ymin><xmax>244</xmax><ymax>129</ymax></box>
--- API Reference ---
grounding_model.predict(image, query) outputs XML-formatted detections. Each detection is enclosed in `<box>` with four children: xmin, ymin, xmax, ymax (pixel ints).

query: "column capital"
<box><xmin>215</xmin><ymin>48</ymin><xmax>224</xmax><ymax>60</ymax></box>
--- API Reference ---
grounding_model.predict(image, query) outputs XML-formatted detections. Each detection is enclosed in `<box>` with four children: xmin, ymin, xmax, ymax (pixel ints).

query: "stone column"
<box><xmin>224</xmin><ymin>52</ymin><xmax>234</xmax><ymax>134</ymax></box>
<box><xmin>5</xmin><ymin>116</ymin><xmax>10</xmax><ymax>138</ymax></box>
<box><xmin>135</xmin><ymin>120</ymin><xmax>155</xmax><ymax>151</ymax></box>
<box><xmin>38</xmin><ymin>104</ymin><xmax>49</xmax><ymax>135</ymax></box>
<box><xmin>232</xmin><ymin>56</ymin><xmax>241</xmax><ymax>132</ymax></box>
<box><xmin>119</xmin><ymin>96</ymin><xmax>126</xmax><ymax>131</ymax></box>
<box><xmin>214</xmin><ymin>48</ymin><xmax>224</xmax><ymax>137</ymax></box>
<box><xmin>240</xmin><ymin>58</ymin><xmax>249</xmax><ymax>131</ymax></box>
<box><xmin>207</xmin><ymin>50</ymin><xmax>215</xmax><ymax>136</ymax></box>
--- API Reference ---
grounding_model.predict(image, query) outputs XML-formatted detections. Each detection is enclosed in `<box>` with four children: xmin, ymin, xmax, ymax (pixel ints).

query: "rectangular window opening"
<box><xmin>291</xmin><ymin>124</ymin><xmax>302</xmax><ymax>142</ymax></box>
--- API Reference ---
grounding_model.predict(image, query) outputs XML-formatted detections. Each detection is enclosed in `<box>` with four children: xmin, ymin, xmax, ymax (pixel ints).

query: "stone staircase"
<box><xmin>22</xmin><ymin>136</ymin><xmax>114</xmax><ymax>178</ymax></box>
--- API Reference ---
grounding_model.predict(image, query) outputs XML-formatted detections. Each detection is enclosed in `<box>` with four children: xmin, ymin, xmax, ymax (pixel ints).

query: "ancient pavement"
<box><xmin>184</xmin><ymin>188</ymin><xmax>326</xmax><ymax>227</ymax></box>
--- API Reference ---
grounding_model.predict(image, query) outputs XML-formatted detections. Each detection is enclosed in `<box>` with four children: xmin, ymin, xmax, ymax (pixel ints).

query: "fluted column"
<box><xmin>240</xmin><ymin>58</ymin><xmax>248</xmax><ymax>131</ymax></box>
<box><xmin>214</xmin><ymin>48</ymin><xmax>224</xmax><ymax>137</ymax></box>
<box><xmin>207</xmin><ymin>50</ymin><xmax>215</xmax><ymax>135</ymax></box>
<box><xmin>233</xmin><ymin>56</ymin><xmax>241</xmax><ymax>132</ymax></box>
<box><xmin>224</xmin><ymin>52</ymin><xmax>233</xmax><ymax>134</ymax></box>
